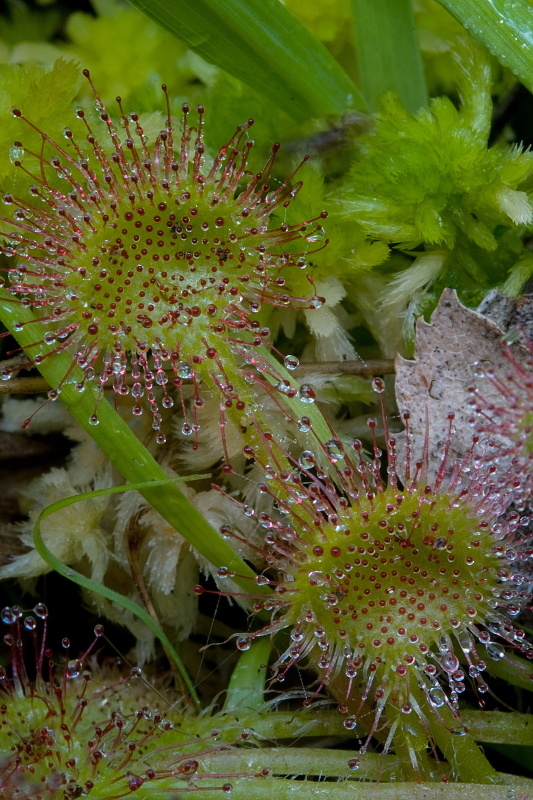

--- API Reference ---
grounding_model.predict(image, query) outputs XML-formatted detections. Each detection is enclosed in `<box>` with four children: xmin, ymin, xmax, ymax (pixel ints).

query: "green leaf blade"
<box><xmin>352</xmin><ymin>0</ymin><xmax>428</xmax><ymax>112</ymax></box>
<box><xmin>436</xmin><ymin>0</ymin><xmax>533</xmax><ymax>95</ymax></box>
<box><xmin>127</xmin><ymin>0</ymin><xmax>366</xmax><ymax>119</ymax></box>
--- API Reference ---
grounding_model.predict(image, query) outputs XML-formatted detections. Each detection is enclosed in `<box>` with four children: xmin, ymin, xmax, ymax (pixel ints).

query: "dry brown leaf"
<box><xmin>394</xmin><ymin>288</ymin><xmax>530</xmax><ymax>482</ymax></box>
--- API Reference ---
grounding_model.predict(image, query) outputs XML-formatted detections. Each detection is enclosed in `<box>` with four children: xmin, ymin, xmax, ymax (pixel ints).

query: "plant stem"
<box><xmin>415</xmin><ymin>690</ymin><xmax>501</xmax><ymax>785</ymax></box>
<box><xmin>351</xmin><ymin>0</ymin><xmax>428</xmax><ymax>112</ymax></box>
<box><xmin>221</xmin><ymin>708</ymin><xmax>533</xmax><ymax>747</ymax></box>
<box><xmin>461</xmin><ymin>709</ymin><xmax>533</xmax><ymax>746</ymax></box>
<box><xmin>198</xmin><ymin>748</ymin><xmax>407</xmax><ymax>780</ymax></box>
<box><xmin>0</xmin><ymin>359</ymin><xmax>396</xmax><ymax>396</ymax></box>
<box><xmin>436</xmin><ymin>0</ymin><xmax>533</xmax><ymax>95</ymax></box>
<box><xmin>189</xmin><ymin>777</ymin><xmax>533</xmax><ymax>800</ymax></box>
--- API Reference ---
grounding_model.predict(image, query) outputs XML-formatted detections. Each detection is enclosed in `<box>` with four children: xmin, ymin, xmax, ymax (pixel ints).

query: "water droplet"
<box><xmin>440</xmin><ymin>653</ymin><xmax>459</xmax><ymax>673</ymax></box>
<box><xmin>298</xmin><ymin>450</ymin><xmax>315</xmax><ymax>469</ymax></box>
<box><xmin>371</xmin><ymin>378</ymin><xmax>384</xmax><ymax>393</ymax></box>
<box><xmin>429</xmin><ymin>687</ymin><xmax>446</xmax><ymax>707</ymax></box>
<box><xmin>284</xmin><ymin>354</ymin><xmax>299</xmax><ymax>370</ymax></box>
<box><xmin>127</xmin><ymin>775</ymin><xmax>145</xmax><ymax>791</ymax></box>
<box><xmin>176</xmin><ymin>362</ymin><xmax>194</xmax><ymax>379</ymax></box>
<box><xmin>307</xmin><ymin>227</ymin><xmax>326</xmax><ymax>244</ymax></box>
<box><xmin>66</xmin><ymin>659</ymin><xmax>82</xmax><ymax>679</ymax></box>
<box><xmin>1</xmin><ymin>607</ymin><xmax>15</xmax><ymax>625</ymax></box>
<box><xmin>33</xmin><ymin>603</ymin><xmax>47</xmax><ymax>619</ymax></box>
<box><xmin>297</xmin><ymin>416</ymin><xmax>311</xmax><ymax>433</ymax></box>
<box><xmin>275</xmin><ymin>379</ymin><xmax>292</xmax><ymax>394</ymax></box>
<box><xmin>236</xmin><ymin>636</ymin><xmax>251</xmax><ymax>651</ymax></box>
<box><xmin>218</xmin><ymin>566</ymin><xmax>235</xmax><ymax>578</ymax></box>
<box><xmin>486</xmin><ymin>641</ymin><xmax>505</xmax><ymax>661</ymax></box>
<box><xmin>343</xmin><ymin>716</ymin><xmax>357</xmax><ymax>730</ymax></box>
<box><xmin>298</xmin><ymin>383</ymin><xmax>316</xmax><ymax>403</ymax></box>
<box><xmin>471</xmin><ymin>361</ymin><xmax>488</xmax><ymax>379</ymax></box>
<box><xmin>9</xmin><ymin>145</ymin><xmax>24</xmax><ymax>165</ymax></box>
<box><xmin>23</xmin><ymin>616</ymin><xmax>36</xmax><ymax>631</ymax></box>
<box><xmin>457</xmin><ymin>630</ymin><xmax>474</xmax><ymax>652</ymax></box>
<box><xmin>325</xmin><ymin>437</ymin><xmax>344</xmax><ymax>462</ymax></box>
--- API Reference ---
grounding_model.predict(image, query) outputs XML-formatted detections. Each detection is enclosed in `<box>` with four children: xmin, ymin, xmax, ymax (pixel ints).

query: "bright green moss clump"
<box><xmin>339</xmin><ymin>45</ymin><xmax>533</xmax><ymax>249</ymax></box>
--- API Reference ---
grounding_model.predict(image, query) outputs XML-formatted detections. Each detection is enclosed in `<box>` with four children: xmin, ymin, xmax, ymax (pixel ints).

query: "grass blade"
<box><xmin>436</xmin><ymin>0</ymin><xmax>533</xmax><ymax>94</ymax></box>
<box><xmin>352</xmin><ymin>0</ymin><xmax>428</xmax><ymax>112</ymax></box>
<box><xmin>127</xmin><ymin>0</ymin><xmax>366</xmax><ymax>119</ymax></box>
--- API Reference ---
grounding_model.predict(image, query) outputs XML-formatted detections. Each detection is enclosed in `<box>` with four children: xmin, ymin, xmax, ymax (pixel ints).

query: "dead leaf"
<box><xmin>394</xmin><ymin>288</ymin><xmax>530</xmax><ymax>483</ymax></box>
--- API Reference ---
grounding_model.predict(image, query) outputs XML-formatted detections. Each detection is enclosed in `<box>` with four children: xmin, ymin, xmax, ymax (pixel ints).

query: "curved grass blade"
<box><xmin>436</xmin><ymin>0</ymin><xmax>533</xmax><ymax>95</ymax></box>
<box><xmin>32</xmin><ymin>476</ymin><xmax>210</xmax><ymax>710</ymax></box>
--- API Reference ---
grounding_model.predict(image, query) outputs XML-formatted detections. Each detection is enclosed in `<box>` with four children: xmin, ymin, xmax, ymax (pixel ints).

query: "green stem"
<box><xmin>420</xmin><ymin>699</ymin><xmax>501</xmax><ymax>784</ymax></box>
<box><xmin>219</xmin><ymin>708</ymin><xmax>533</xmax><ymax>748</ymax></box>
<box><xmin>198</xmin><ymin>748</ymin><xmax>406</xmax><ymax>780</ymax></box>
<box><xmin>190</xmin><ymin>777</ymin><xmax>533</xmax><ymax>800</ymax></box>
<box><xmin>0</xmin><ymin>291</ymin><xmax>269</xmax><ymax>595</ymax></box>
<box><xmin>351</xmin><ymin>0</ymin><xmax>428</xmax><ymax>112</ymax></box>
<box><xmin>127</xmin><ymin>0</ymin><xmax>366</xmax><ymax>120</ymax></box>
<box><xmin>436</xmin><ymin>0</ymin><xmax>533</xmax><ymax>95</ymax></box>
<box><xmin>461</xmin><ymin>709</ymin><xmax>533</xmax><ymax>746</ymax></box>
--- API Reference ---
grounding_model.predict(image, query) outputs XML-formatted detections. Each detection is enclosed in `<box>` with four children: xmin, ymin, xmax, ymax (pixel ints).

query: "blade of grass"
<box><xmin>351</xmin><ymin>0</ymin><xmax>428</xmax><ymax>112</ymax></box>
<box><xmin>223</xmin><ymin>638</ymin><xmax>270</xmax><ymax>712</ymax></box>
<box><xmin>0</xmin><ymin>290</ymin><xmax>269</xmax><ymax>595</ymax></box>
<box><xmin>126</xmin><ymin>0</ymin><xmax>366</xmax><ymax>120</ymax></box>
<box><xmin>436</xmin><ymin>0</ymin><xmax>533</xmax><ymax>95</ymax></box>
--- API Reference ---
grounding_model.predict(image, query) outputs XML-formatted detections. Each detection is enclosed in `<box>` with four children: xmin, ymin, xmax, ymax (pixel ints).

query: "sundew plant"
<box><xmin>1</xmin><ymin>0</ymin><xmax>533</xmax><ymax>797</ymax></box>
